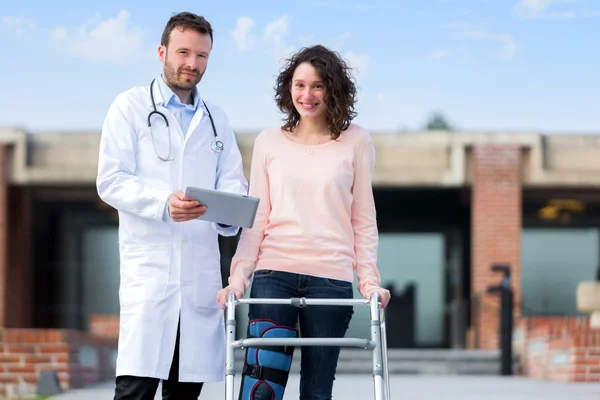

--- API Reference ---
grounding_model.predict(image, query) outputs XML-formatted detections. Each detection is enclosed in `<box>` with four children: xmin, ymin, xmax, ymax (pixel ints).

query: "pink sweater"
<box><xmin>228</xmin><ymin>124</ymin><xmax>381</xmax><ymax>296</ymax></box>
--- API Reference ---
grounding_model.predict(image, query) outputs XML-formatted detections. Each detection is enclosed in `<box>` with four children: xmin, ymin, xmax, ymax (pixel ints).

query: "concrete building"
<box><xmin>0</xmin><ymin>126</ymin><xmax>599</xmax><ymax>396</ymax></box>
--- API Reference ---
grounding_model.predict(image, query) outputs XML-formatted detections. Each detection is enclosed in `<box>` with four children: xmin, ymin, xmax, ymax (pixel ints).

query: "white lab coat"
<box><xmin>96</xmin><ymin>80</ymin><xmax>248</xmax><ymax>382</ymax></box>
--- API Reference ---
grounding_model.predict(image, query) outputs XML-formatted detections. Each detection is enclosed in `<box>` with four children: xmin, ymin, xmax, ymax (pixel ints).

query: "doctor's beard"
<box><xmin>163</xmin><ymin>58</ymin><xmax>204</xmax><ymax>91</ymax></box>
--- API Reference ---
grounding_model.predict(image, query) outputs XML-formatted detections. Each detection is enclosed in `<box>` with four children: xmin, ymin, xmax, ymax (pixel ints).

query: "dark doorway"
<box><xmin>371</xmin><ymin>188</ymin><xmax>471</xmax><ymax>349</ymax></box>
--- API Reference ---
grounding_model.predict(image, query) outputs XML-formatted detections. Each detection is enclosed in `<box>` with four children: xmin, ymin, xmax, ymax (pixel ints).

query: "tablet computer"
<box><xmin>184</xmin><ymin>186</ymin><xmax>260</xmax><ymax>228</ymax></box>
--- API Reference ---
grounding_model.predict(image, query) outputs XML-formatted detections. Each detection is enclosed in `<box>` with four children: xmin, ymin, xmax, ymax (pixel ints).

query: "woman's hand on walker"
<box><xmin>217</xmin><ymin>286</ymin><xmax>244</xmax><ymax>310</ymax></box>
<box><xmin>365</xmin><ymin>287</ymin><xmax>391</xmax><ymax>308</ymax></box>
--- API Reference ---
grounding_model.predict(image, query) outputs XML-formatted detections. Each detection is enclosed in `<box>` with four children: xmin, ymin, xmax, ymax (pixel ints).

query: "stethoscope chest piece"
<box><xmin>212</xmin><ymin>140</ymin><xmax>224</xmax><ymax>153</ymax></box>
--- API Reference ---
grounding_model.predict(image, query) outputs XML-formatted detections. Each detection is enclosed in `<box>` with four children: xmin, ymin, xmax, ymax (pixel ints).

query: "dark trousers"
<box><xmin>248</xmin><ymin>270</ymin><xmax>354</xmax><ymax>400</ymax></box>
<box><xmin>113</xmin><ymin>321</ymin><xmax>204</xmax><ymax>400</ymax></box>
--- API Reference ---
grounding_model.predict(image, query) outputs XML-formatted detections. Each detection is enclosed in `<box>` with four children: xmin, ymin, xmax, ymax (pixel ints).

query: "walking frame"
<box><xmin>224</xmin><ymin>292</ymin><xmax>392</xmax><ymax>400</ymax></box>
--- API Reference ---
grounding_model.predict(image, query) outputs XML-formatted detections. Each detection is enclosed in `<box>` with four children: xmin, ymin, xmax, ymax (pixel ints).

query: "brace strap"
<box><xmin>242</xmin><ymin>364</ymin><xmax>290</xmax><ymax>387</ymax></box>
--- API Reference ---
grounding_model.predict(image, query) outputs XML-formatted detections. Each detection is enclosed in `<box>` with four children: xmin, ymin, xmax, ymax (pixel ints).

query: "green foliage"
<box><xmin>425</xmin><ymin>112</ymin><xmax>453</xmax><ymax>131</ymax></box>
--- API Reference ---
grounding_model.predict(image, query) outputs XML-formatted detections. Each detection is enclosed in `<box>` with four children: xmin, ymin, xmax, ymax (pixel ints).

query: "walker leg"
<box><xmin>225</xmin><ymin>293</ymin><xmax>237</xmax><ymax>400</ymax></box>
<box><xmin>380</xmin><ymin>309</ymin><xmax>391</xmax><ymax>400</ymax></box>
<box><xmin>369</xmin><ymin>294</ymin><xmax>384</xmax><ymax>400</ymax></box>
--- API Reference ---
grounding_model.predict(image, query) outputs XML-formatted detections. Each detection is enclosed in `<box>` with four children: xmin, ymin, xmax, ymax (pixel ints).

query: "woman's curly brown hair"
<box><xmin>274</xmin><ymin>45</ymin><xmax>358</xmax><ymax>139</ymax></box>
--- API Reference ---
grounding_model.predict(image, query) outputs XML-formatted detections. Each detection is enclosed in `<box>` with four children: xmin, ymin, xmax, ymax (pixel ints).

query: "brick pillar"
<box><xmin>6</xmin><ymin>187</ymin><xmax>33</xmax><ymax>327</ymax></box>
<box><xmin>471</xmin><ymin>145</ymin><xmax>522</xmax><ymax>349</ymax></box>
<box><xmin>0</xmin><ymin>145</ymin><xmax>6</xmax><ymax>327</ymax></box>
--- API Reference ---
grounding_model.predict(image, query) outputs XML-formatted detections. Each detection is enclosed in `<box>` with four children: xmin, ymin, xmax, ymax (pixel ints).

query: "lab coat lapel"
<box><xmin>185</xmin><ymin>106</ymin><xmax>204</xmax><ymax>145</ymax></box>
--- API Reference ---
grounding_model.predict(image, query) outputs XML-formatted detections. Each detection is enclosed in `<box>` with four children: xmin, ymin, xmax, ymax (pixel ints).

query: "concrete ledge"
<box><xmin>2</xmin><ymin>127</ymin><xmax>600</xmax><ymax>187</ymax></box>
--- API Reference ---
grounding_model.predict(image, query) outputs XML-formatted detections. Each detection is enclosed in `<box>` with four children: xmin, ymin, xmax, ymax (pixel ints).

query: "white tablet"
<box><xmin>184</xmin><ymin>186</ymin><xmax>260</xmax><ymax>228</ymax></box>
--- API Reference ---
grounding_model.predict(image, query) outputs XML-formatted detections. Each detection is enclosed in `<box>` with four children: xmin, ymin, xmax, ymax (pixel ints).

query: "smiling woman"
<box><xmin>274</xmin><ymin>44</ymin><xmax>358</xmax><ymax>140</ymax></box>
<box><xmin>218</xmin><ymin>44</ymin><xmax>391</xmax><ymax>400</ymax></box>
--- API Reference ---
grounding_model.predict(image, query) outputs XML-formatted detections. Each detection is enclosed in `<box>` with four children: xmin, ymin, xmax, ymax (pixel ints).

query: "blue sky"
<box><xmin>1</xmin><ymin>0</ymin><xmax>599</xmax><ymax>134</ymax></box>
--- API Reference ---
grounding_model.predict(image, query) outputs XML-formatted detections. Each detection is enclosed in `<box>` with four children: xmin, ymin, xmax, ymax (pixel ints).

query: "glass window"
<box><xmin>521</xmin><ymin>228</ymin><xmax>599</xmax><ymax>316</ymax></box>
<box><xmin>347</xmin><ymin>233</ymin><xmax>445</xmax><ymax>347</ymax></box>
<box><xmin>81</xmin><ymin>227</ymin><xmax>121</xmax><ymax>319</ymax></box>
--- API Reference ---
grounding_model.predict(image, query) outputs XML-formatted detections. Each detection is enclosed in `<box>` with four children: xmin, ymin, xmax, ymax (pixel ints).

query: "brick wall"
<box><xmin>0</xmin><ymin>146</ymin><xmax>7</xmax><ymax>327</ymax></box>
<box><xmin>5</xmin><ymin>187</ymin><xmax>33</xmax><ymax>328</ymax></box>
<box><xmin>471</xmin><ymin>145</ymin><xmax>522</xmax><ymax>349</ymax></box>
<box><xmin>0</xmin><ymin>328</ymin><xmax>116</xmax><ymax>399</ymax></box>
<box><xmin>88</xmin><ymin>315</ymin><xmax>120</xmax><ymax>343</ymax></box>
<box><xmin>513</xmin><ymin>317</ymin><xmax>600</xmax><ymax>382</ymax></box>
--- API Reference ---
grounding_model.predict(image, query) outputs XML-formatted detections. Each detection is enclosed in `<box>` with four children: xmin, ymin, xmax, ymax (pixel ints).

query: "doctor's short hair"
<box><xmin>274</xmin><ymin>45</ymin><xmax>358</xmax><ymax>140</ymax></box>
<box><xmin>161</xmin><ymin>12</ymin><xmax>214</xmax><ymax>47</ymax></box>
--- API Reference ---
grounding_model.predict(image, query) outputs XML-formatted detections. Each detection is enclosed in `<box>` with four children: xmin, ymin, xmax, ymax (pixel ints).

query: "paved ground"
<box><xmin>49</xmin><ymin>374</ymin><xmax>600</xmax><ymax>399</ymax></box>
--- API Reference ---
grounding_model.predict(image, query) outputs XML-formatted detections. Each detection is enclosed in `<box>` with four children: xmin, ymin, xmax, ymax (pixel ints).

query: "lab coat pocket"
<box><xmin>183</xmin><ymin>147</ymin><xmax>217</xmax><ymax>187</ymax></box>
<box><xmin>119</xmin><ymin>245</ymin><xmax>170</xmax><ymax>305</ymax></box>
<box><xmin>192</xmin><ymin>244</ymin><xmax>222</xmax><ymax>309</ymax></box>
<box><xmin>193</xmin><ymin>270</ymin><xmax>223</xmax><ymax>310</ymax></box>
<box><xmin>192</xmin><ymin>243</ymin><xmax>220</xmax><ymax>271</ymax></box>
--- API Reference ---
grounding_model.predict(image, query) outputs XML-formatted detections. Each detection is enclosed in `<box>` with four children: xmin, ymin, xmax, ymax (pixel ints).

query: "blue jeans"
<box><xmin>247</xmin><ymin>270</ymin><xmax>354</xmax><ymax>400</ymax></box>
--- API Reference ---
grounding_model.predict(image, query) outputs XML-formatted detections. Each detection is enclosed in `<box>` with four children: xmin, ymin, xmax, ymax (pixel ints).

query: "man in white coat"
<box><xmin>96</xmin><ymin>12</ymin><xmax>248</xmax><ymax>400</ymax></box>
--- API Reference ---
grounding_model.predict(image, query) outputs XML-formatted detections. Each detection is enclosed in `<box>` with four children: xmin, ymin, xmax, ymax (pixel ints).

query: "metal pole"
<box><xmin>236</xmin><ymin>297</ymin><xmax>370</xmax><ymax>306</ymax></box>
<box><xmin>225</xmin><ymin>293</ymin><xmax>237</xmax><ymax>400</ymax></box>
<box><xmin>473</xmin><ymin>292</ymin><xmax>481</xmax><ymax>349</ymax></box>
<box><xmin>380</xmin><ymin>308</ymin><xmax>391</xmax><ymax>400</ymax></box>
<box><xmin>487</xmin><ymin>265</ymin><xmax>514</xmax><ymax>376</ymax></box>
<box><xmin>500</xmin><ymin>278</ymin><xmax>513</xmax><ymax>375</ymax></box>
<box><xmin>232</xmin><ymin>337</ymin><xmax>375</xmax><ymax>348</ymax></box>
<box><xmin>369</xmin><ymin>293</ymin><xmax>384</xmax><ymax>400</ymax></box>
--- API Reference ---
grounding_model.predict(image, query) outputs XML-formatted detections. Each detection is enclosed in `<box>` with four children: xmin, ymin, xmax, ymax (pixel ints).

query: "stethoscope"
<box><xmin>147</xmin><ymin>78</ymin><xmax>224</xmax><ymax>161</ymax></box>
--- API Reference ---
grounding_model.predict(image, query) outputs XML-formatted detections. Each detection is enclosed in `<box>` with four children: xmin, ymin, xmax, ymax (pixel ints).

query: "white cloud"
<box><xmin>356</xmin><ymin>90</ymin><xmax>367</xmax><ymax>104</ymax></box>
<box><xmin>0</xmin><ymin>15</ymin><xmax>36</xmax><ymax>37</ymax></box>
<box><xmin>50</xmin><ymin>27</ymin><xmax>67</xmax><ymax>41</ymax></box>
<box><xmin>309</xmin><ymin>0</ymin><xmax>400</xmax><ymax>11</ymax></box>
<box><xmin>517</xmin><ymin>0</ymin><xmax>555</xmax><ymax>13</ymax></box>
<box><xmin>298</xmin><ymin>35</ymin><xmax>317</xmax><ymax>47</ymax></box>
<box><xmin>49</xmin><ymin>10</ymin><xmax>144</xmax><ymax>65</ymax></box>
<box><xmin>444</xmin><ymin>23</ymin><xmax>518</xmax><ymax>60</ymax></box>
<box><xmin>263</xmin><ymin>15</ymin><xmax>296</xmax><ymax>67</ymax></box>
<box><xmin>239</xmin><ymin>15</ymin><xmax>371</xmax><ymax>97</ymax></box>
<box><xmin>377</xmin><ymin>92</ymin><xmax>385</xmax><ymax>104</ymax></box>
<box><xmin>236</xmin><ymin>15</ymin><xmax>369</xmax><ymax>75</ymax></box>
<box><xmin>582</xmin><ymin>7</ymin><xmax>600</xmax><ymax>17</ymax></box>
<box><xmin>430</xmin><ymin>49</ymin><xmax>451</xmax><ymax>59</ymax></box>
<box><xmin>463</xmin><ymin>29</ymin><xmax>518</xmax><ymax>59</ymax></box>
<box><xmin>231</xmin><ymin>16</ymin><xmax>256</xmax><ymax>52</ymax></box>
<box><xmin>264</xmin><ymin>79</ymin><xmax>275</xmax><ymax>101</ymax></box>
<box><xmin>264</xmin><ymin>15</ymin><xmax>290</xmax><ymax>46</ymax></box>
<box><xmin>296</xmin><ymin>32</ymin><xmax>351</xmax><ymax>53</ymax></box>
<box><xmin>344</xmin><ymin>51</ymin><xmax>370</xmax><ymax>83</ymax></box>
<box><xmin>513</xmin><ymin>0</ymin><xmax>577</xmax><ymax>19</ymax></box>
<box><xmin>330</xmin><ymin>32</ymin><xmax>352</xmax><ymax>51</ymax></box>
